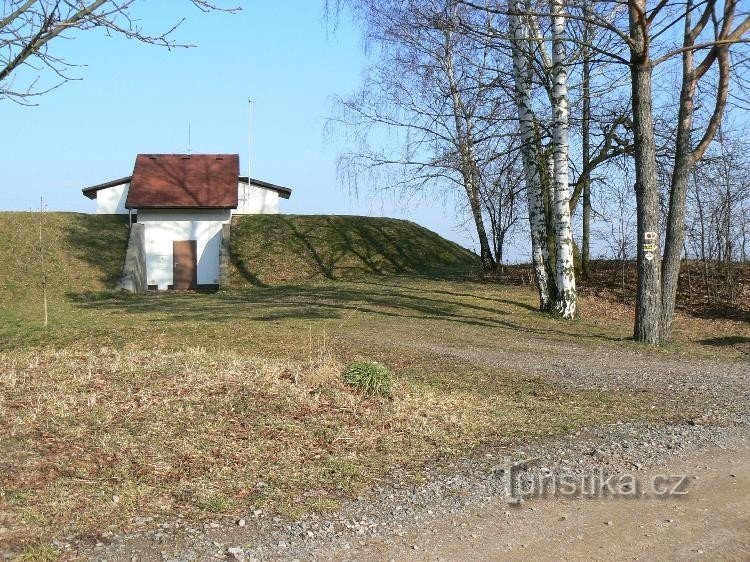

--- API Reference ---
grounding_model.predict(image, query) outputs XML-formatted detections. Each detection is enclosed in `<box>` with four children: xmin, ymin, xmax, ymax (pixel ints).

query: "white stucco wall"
<box><xmin>95</xmin><ymin>183</ymin><xmax>130</xmax><ymax>214</ymax></box>
<box><xmin>235</xmin><ymin>181</ymin><xmax>280</xmax><ymax>215</ymax></box>
<box><xmin>138</xmin><ymin>209</ymin><xmax>231</xmax><ymax>290</ymax></box>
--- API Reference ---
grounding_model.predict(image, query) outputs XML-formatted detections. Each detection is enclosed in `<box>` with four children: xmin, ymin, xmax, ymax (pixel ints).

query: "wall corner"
<box><xmin>118</xmin><ymin>223</ymin><xmax>147</xmax><ymax>293</ymax></box>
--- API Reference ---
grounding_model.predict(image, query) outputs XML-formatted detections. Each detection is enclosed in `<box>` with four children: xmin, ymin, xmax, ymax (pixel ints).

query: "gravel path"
<box><xmin>69</xmin><ymin>335</ymin><xmax>749</xmax><ymax>561</ymax></box>
<box><xmin>70</xmin><ymin>423</ymin><xmax>748</xmax><ymax>561</ymax></box>
<box><xmin>381</xmin><ymin>335</ymin><xmax>750</xmax><ymax>425</ymax></box>
<box><xmin>316</xmin><ymin>439</ymin><xmax>750</xmax><ymax>561</ymax></box>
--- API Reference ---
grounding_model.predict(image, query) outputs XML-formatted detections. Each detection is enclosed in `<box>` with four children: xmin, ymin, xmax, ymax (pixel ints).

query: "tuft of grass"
<box><xmin>14</xmin><ymin>544</ymin><xmax>59</xmax><ymax>562</ymax></box>
<box><xmin>1</xmin><ymin>487</ymin><xmax>33</xmax><ymax>506</ymax></box>
<box><xmin>342</xmin><ymin>361</ymin><xmax>393</xmax><ymax>397</ymax></box>
<box><xmin>196</xmin><ymin>493</ymin><xmax>233</xmax><ymax>514</ymax></box>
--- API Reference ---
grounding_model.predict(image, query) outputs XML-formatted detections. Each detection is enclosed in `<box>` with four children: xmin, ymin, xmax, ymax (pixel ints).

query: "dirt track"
<box><xmin>318</xmin><ymin>441</ymin><xmax>750</xmax><ymax>561</ymax></box>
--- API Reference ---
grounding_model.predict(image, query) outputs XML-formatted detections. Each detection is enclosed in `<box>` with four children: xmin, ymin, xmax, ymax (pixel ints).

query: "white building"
<box><xmin>82</xmin><ymin>154</ymin><xmax>292</xmax><ymax>291</ymax></box>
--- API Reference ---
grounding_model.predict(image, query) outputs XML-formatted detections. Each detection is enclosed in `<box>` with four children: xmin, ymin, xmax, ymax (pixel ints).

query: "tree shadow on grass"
<box><xmin>229</xmin><ymin>215</ymin><xmax>480</xmax><ymax>286</ymax></box>
<box><xmin>63</xmin><ymin>214</ymin><xmax>130</xmax><ymax>288</ymax></box>
<box><xmin>697</xmin><ymin>335</ymin><xmax>750</xmax><ymax>348</ymax></box>
<box><xmin>682</xmin><ymin>304</ymin><xmax>750</xmax><ymax>323</ymax></box>
<box><xmin>68</xmin><ymin>280</ymin><xmax>623</xmax><ymax>343</ymax></box>
<box><xmin>346</xmin><ymin>277</ymin><xmax>540</xmax><ymax>312</ymax></box>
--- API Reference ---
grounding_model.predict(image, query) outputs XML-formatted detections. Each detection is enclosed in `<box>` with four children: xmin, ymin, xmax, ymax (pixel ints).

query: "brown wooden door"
<box><xmin>173</xmin><ymin>240</ymin><xmax>197</xmax><ymax>290</ymax></box>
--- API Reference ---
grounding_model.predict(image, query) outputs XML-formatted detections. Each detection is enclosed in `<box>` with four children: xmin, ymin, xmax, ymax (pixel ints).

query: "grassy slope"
<box><xmin>229</xmin><ymin>215</ymin><xmax>480</xmax><ymax>286</ymax></box>
<box><xmin>0</xmin><ymin>212</ymin><xmax>129</xmax><ymax>323</ymax></box>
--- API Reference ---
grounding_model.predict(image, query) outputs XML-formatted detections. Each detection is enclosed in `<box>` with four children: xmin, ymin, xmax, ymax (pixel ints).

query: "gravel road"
<box><xmin>69</xmin><ymin>334</ymin><xmax>749</xmax><ymax>561</ymax></box>
<box><xmin>71</xmin><ymin>423</ymin><xmax>748</xmax><ymax>561</ymax></box>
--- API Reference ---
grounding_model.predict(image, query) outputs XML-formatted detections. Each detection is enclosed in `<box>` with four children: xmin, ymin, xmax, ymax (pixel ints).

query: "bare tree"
<box><xmin>548</xmin><ymin>0</ymin><xmax>577</xmax><ymax>318</ymax></box>
<box><xmin>509</xmin><ymin>0</ymin><xmax>554</xmax><ymax>309</ymax></box>
<box><xmin>452</xmin><ymin>0</ymin><xmax>632</xmax><ymax>314</ymax></box>
<box><xmin>686</xmin><ymin>125</ymin><xmax>750</xmax><ymax>304</ymax></box>
<box><xmin>595</xmin><ymin>162</ymin><xmax>637</xmax><ymax>300</ymax></box>
<box><xmin>479</xmin><ymin>145</ymin><xmax>525</xmax><ymax>268</ymax></box>
<box><xmin>461</xmin><ymin>0</ymin><xmax>748</xmax><ymax>340</ymax></box>
<box><xmin>1</xmin><ymin>0</ymin><xmax>237</xmax><ymax>103</ymax></box>
<box><xmin>331</xmin><ymin>0</ymin><xmax>518</xmax><ymax>272</ymax></box>
<box><xmin>623</xmin><ymin>0</ymin><xmax>750</xmax><ymax>343</ymax></box>
<box><xmin>506</xmin><ymin>0</ymin><xmax>578</xmax><ymax>317</ymax></box>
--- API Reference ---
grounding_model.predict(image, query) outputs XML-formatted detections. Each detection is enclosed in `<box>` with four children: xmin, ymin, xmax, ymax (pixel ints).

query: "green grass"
<box><xmin>13</xmin><ymin>544</ymin><xmax>59</xmax><ymax>562</ymax></box>
<box><xmin>229</xmin><ymin>214</ymin><xmax>480</xmax><ymax>286</ymax></box>
<box><xmin>343</xmin><ymin>361</ymin><xmax>393</xmax><ymax>397</ymax></box>
<box><xmin>0</xmin><ymin>211</ymin><xmax>747</xmax><ymax>556</ymax></box>
<box><xmin>0</xmin><ymin>212</ymin><xmax>129</xmax><ymax>328</ymax></box>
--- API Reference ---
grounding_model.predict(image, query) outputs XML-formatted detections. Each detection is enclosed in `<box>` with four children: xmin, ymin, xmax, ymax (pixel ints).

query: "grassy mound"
<box><xmin>0</xmin><ymin>212</ymin><xmax>128</xmax><ymax>319</ymax></box>
<box><xmin>229</xmin><ymin>215</ymin><xmax>479</xmax><ymax>286</ymax></box>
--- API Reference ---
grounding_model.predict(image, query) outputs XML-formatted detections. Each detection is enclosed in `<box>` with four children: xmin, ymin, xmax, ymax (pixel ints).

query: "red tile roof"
<box><xmin>125</xmin><ymin>154</ymin><xmax>240</xmax><ymax>209</ymax></box>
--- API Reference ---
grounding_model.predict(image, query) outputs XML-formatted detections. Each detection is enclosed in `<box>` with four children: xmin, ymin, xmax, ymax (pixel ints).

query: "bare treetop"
<box><xmin>0</xmin><ymin>0</ymin><xmax>239</xmax><ymax>104</ymax></box>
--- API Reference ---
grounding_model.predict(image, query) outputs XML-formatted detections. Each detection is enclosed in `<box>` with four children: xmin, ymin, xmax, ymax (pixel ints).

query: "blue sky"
<box><xmin>1</xmin><ymin>1</ymin><xmax>479</xmax><ymax>252</ymax></box>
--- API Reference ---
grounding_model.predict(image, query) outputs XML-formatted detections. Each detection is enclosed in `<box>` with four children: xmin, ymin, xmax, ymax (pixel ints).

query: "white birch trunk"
<box><xmin>509</xmin><ymin>0</ymin><xmax>551</xmax><ymax>310</ymax></box>
<box><xmin>549</xmin><ymin>0</ymin><xmax>576</xmax><ymax>319</ymax></box>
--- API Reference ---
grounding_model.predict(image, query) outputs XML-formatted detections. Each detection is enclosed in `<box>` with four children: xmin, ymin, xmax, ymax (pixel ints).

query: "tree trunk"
<box><xmin>496</xmin><ymin>228</ymin><xmax>506</xmax><ymax>269</ymax></box>
<box><xmin>510</xmin><ymin>0</ymin><xmax>552</xmax><ymax>310</ymax></box>
<box><xmin>629</xmin><ymin>0</ymin><xmax>661</xmax><ymax>344</ymax></box>
<box><xmin>659</xmin><ymin>7</ymin><xmax>698</xmax><ymax>343</ymax></box>
<box><xmin>466</xmin><ymin>175</ymin><xmax>497</xmax><ymax>271</ymax></box>
<box><xmin>442</xmin><ymin>24</ymin><xmax>496</xmax><ymax>273</ymax></box>
<box><xmin>581</xmin><ymin>25</ymin><xmax>592</xmax><ymax>279</ymax></box>
<box><xmin>540</xmin><ymin>142</ymin><xmax>559</xmax><ymax>302</ymax></box>
<box><xmin>463</xmin><ymin>140</ymin><xmax>496</xmax><ymax>272</ymax></box>
<box><xmin>549</xmin><ymin>0</ymin><xmax>576</xmax><ymax>319</ymax></box>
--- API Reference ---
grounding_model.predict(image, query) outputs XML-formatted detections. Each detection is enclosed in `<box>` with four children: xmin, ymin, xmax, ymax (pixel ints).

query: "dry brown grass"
<box><xmin>0</xmin><ymin>344</ymin><xmax>669</xmax><ymax>552</ymax></box>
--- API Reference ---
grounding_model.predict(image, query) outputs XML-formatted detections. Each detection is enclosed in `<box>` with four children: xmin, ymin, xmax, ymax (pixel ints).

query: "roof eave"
<box><xmin>81</xmin><ymin>176</ymin><xmax>132</xmax><ymax>199</ymax></box>
<box><xmin>239</xmin><ymin>176</ymin><xmax>293</xmax><ymax>199</ymax></box>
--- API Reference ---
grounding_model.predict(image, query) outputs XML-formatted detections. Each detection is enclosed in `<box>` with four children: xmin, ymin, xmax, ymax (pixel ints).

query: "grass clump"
<box><xmin>342</xmin><ymin>361</ymin><xmax>393</xmax><ymax>397</ymax></box>
<box><xmin>196</xmin><ymin>493</ymin><xmax>233</xmax><ymax>514</ymax></box>
<box><xmin>15</xmin><ymin>544</ymin><xmax>59</xmax><ymax>562</ymax></box>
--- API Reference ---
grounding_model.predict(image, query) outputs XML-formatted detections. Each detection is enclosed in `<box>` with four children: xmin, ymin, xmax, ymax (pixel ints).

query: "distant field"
<box><xmin>0</xmin><ymin>211</ymin><xmax>748</xmax><ymax>558</ymax></box>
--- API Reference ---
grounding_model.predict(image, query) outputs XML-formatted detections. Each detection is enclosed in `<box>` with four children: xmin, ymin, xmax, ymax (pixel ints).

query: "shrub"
<box><xmin>342</xmin><ymin>361</ymin><xmax>392</xmax><ymax>397</ymax></box>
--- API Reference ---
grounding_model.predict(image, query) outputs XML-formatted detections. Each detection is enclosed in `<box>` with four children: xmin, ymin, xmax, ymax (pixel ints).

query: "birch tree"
<box><xmin>331</xmin><ymin>0</ymin><xmax>517</xmax><ymax>272</ymax></box>
<box><xmin>510</xmin><ymin>0</ymin><xmax>553</xmax><ymax>309</ymax></box>
<box><xmin>549</xmin><ymin>0</ymin><xmax>576</xmax><ymax>318</ymax></box>
<box><xmin>505</xmin><ymin>0</ymin><xmax>748</xmax><ymax>339</ymax></box>
<box><xmin>506</xmin><ymin>0</ymin><xmax>577</xmax><ymax>316</ymax></box>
